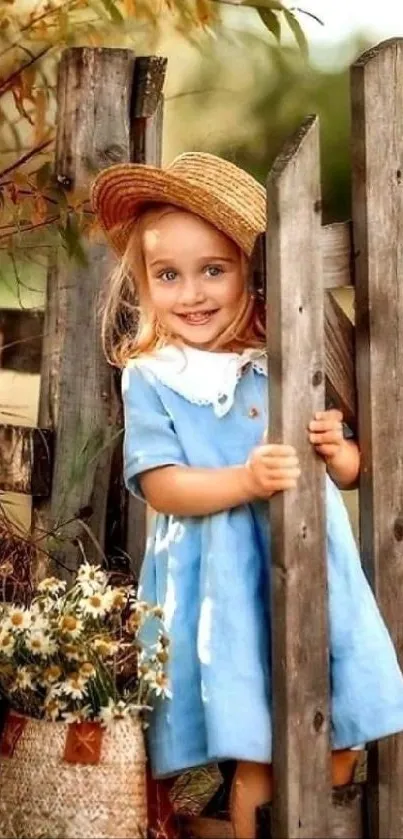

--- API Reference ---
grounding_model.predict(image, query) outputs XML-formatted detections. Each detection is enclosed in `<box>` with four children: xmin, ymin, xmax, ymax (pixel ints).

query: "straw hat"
<box><xmin>91</xmin><ymin>152</ymin><xmax>266</xmax><ymax>258</ymax></box>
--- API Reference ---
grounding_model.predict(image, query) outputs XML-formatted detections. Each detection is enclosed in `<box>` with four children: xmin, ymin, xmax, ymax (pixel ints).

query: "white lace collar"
<box><xmin>129</xmin><ymin>345</ymin><xmax>267</xmax><ymax>417</ymax></box>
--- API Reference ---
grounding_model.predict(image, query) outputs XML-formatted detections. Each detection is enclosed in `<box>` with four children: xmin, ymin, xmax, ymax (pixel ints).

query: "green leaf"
<box><xmin>99</xmin><ymin>0</ymin><xmax>124</xmax><ymax>23</ymax></box>
<box><xmin>58</xmin><ymin>215</ymin><xmax>88</xmax><ymax>266</ymax></box>
<box><xmin>243</xmin><ymin>0</ymin><xmax>285</xmax><ymax>10</ymax></box>
<box><xmin>258</xmin><ymin>7</ymin><xmax>281</xmax><ymax>40</ymax></box>
<box><xmin>283</xmin><ymin>8</ymin><xmax>308</xmax><ymax>55</ymax></box>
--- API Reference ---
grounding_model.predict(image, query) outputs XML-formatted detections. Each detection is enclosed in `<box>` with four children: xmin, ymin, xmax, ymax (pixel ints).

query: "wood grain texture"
<box><xmin>351</xmin><ymin>37</ymin><xmax>403</xmax><ymax>839</ymax></box>
<box><xmin>33</xmin><ymin>48</ymin><xmax>165</xmax><ymax>581</ymax></box>
<box><xmin>322</xmin><ymin>222</ymin><xmax>354</xmax><ymax>288</ymax></box>
<box><xmin>251</xmin><ymin>237</ymin><xmax>357</xmax><ymax>431</ymax></box>
<box><xmin>324</xmin><ymin>291</ymin><xmax>356</xmax><ymax>432</ymax></box>
<box><xmin>266</xmin><ymin>116</ymin><xmax>330</xmax><ymax>838</ymax></box>
<box><xmin>0</xmin><ymin>425</ymin><xmax>53</xmax><ymax>496</ymax></box>
<box><xmin>256</xmin><ymin>784</ymin><xmax>364</xmax><ymax>839</ymax></box>
<box><xmin>125</xmin><ymin>59</ymin><xmax>165</xmax><ymax>580</ymax></box>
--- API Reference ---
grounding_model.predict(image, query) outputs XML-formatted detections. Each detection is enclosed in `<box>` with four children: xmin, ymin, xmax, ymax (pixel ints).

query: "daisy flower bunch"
<box><xmin>0</xmin><ymin>563</ymin><xmax>170</xmax><ymax>725</ymax></box>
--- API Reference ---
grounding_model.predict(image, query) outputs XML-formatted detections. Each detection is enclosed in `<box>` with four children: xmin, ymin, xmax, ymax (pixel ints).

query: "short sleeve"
<box><xmin>121</xmin><ymin>365</ymin><xmax>187</xmax><ymax>499</ymax></box>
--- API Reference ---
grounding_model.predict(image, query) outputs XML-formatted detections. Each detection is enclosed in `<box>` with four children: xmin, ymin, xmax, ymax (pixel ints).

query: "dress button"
<box><xmin>248</xmin><ymin>406</ymin><xmax>260</xmax><ymax>418</ymax></box>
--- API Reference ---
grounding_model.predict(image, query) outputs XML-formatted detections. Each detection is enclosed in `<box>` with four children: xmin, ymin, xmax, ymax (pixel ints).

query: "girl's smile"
<box><xmin>176</xmin><ymin>309</ymin><xmax>219</xmax><ymax>326</ymax></box>
<box><xmin>142</xmin><ymin>210</ymin><xmax>246</xmax><ymax>347</ymax></box>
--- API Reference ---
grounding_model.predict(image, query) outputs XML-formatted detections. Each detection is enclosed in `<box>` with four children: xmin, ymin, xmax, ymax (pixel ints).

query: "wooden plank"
<box><xmin>33</xmin><ymin>48</ymin><xmax>166</xmax><ymax>582</ymax></box>
<box><xmin>266</xmin><ymin>116</ymin><xmax>330</xmax><ymax>838</ymax></box>
<box><xmin>0</xmin><ymin>424</ymin><xmax>53</xmax><ymax>496</ymax></box>
<box><xmin>322</xmin><ymin>221</ymin><xmax>354</xmax><ymax>288</ymax></box>
<box><xmin>257</xmin><ymin>785</ymin><xmax>364</xmax><ymax>839</ymax></box>
<box><xmin>180</xmin><ymin>817</ymin><xmax>233</xmax><ymax>839</ymax></box>
<box><xmin>0</xmin><ymin>309</ymin><xmax>43</xmax><ymax>374</ymax></box>
<box><xmin>125</xmin><ymin>57</ymin><xmax>165</xmax><ymax>581</ymax></box>
<box><xmin>351</xmin><ymin>37</ymin><xmax>403</xmax><ymax>839</ymax></box>
<box><xmin>330</xmin><ymin>786</ymin><xmax>365</xmax><ymax>839</ymax></box>
<box><xmin>251</xmin><ymin>237</ymin><xmax>357</xmax><ymax>431</ymax></box>
<box><xmin>324</xmin><ymin>291</ymin><xmax>356</xmax><ymax>433</ymax></box>
<box><xmin>132</xmin><ymin>55</ymin><xmax>167</xmax><ymax>119</ymax></box>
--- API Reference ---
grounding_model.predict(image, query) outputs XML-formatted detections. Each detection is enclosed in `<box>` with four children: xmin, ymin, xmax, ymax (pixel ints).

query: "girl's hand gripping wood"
<box><xmin>245</xmin><ymin>443</ymin><xmax>301</xmax><ymax>500</ymax></box>
<box><xmin>308</xmin><ymin>409</ymin><xmax>360</xmax><ymax>489</ymax></box>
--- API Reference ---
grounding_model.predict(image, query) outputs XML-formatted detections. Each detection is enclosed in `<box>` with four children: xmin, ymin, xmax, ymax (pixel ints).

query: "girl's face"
<box><xmin>142</xmin><ymin>210</ymin><xmax>246</xmax><ymax>348</ymax></box>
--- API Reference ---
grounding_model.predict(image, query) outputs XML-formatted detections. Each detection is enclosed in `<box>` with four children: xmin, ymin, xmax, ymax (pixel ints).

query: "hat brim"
<box><xmin>91</xmin><ymin>163</ymin><xmax>262</xmax><ymax>257</ymax></box>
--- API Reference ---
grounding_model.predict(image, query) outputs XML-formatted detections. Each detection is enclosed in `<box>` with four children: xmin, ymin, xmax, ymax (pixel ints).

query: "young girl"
<box><xmin>92</xmin><ymin>152</ymin><xmax>403</xmax><ymax>838</ymax></box>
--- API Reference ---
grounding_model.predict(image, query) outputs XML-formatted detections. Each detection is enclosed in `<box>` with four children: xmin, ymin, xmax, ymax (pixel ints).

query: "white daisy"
<box><xmin>128</xmin><ymin>597</ymin><xmax>151</xmax><ymax>614</ymax></box>
<box><xmin>59</xmin><ymin>614</ymin><xmax>83</xmax><ymax>639</ymax></box>
<box><xmin>4</xmin><ymin>606</ymin><xmax>31</xmax><ymax>633</ymax></box>
<box><xmin>98</xmin><ymin>698</ymin><xmax>128</xmax><ymax>727</ymax></box>
<box><xmin>26</xmin><ymin>629</ymin><xmax>56</xmax><ymax>657</ymax></box>
<box><xmin>10</xmin><ymin>666</ymin><xmax>35</xmax><ymax>692</ymax></box>
<box><xmin>103</xmin><ymin>586</ymin><xmax>128</xmax><ymax>611</ymax></box>
<box><xmin>61</xmin><ymin>643</ymin><xmax>83</xmax><ymax>662</ymax></box>
<box><xmin>29</xmin><ymin>612</ymin><xmax>52</xmax><ymax>634</ymax></box>
<box><xmin>62</xmin><ymin>705</ymin><xmax>91</xmax><ymax>724</ymax></box>
<box><xmin>76</xmin><ymin>564</ymin><xmax>107</xmax><ymax>595</ymax></box>
<box><xmin>79</xmin><ymin>661</ymin><xmax>96</xmax><ymax>680</ymax></box>
<box><xmin>154</xmin><ymin>673</ymin><xmax>172</xmax><ymax>700</ymax></box>
<box><xmin>37</xmin><ymin>577</ymin><xmax>67</xmax><ymax>596</ymax></box>
<box><xmin>44</xmin><ymin>695</ymin><xmax>66</xmax><ymax>721</ymax></box>
<box><xmin>90</xmin><ymin>637</ymin><xmax>118</xmax><ymax>658</ymax></box>
<box><xmin>42</xmin><ymin>664</ymin><xmax>63</xmax><ymax>685</ymax></box>
<box><xmin>61</xmin><ymin>674</ymin><xmax>88</xmax><ymax>700</ymax></box>
<box><xmin>0</xmin><ymin>630</ymin><xmax>15</xmax><ymax>657</ymax></box>
<box><xmin>80</xmin><ymin>592</ymin><xmax>110</xmax><ymax>618</ymax></box>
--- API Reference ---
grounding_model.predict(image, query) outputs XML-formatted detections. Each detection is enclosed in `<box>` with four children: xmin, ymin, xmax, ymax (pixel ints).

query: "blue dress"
<box><xmin>122</xmin><ymin>349</ymin><xmax>403</xmax><ymax>779</ymax></box>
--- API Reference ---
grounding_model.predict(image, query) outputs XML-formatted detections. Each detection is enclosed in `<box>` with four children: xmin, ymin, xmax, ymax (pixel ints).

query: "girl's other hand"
<box><xmin>245</xmin><ymin>444</ymin><xmax>301</xmax><ymax>500</ymax></box>
<box><xmin>308</xmin><ymin>409</ymin><xmax>343</xmax><ymax>461</ymax></box>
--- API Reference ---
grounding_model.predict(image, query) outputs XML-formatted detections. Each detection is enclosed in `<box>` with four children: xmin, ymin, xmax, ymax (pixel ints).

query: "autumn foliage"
<box><xmin>0</xmin><ymin>0</ymin><xmax>306</xmax><ymax>268</ymax></box>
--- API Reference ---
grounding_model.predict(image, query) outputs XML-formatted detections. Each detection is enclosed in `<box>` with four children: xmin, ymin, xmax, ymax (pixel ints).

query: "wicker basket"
<box><xmin>0</xmin><ymin>711</ymin><xmax>147</xmax><ymax>839</ymax></box>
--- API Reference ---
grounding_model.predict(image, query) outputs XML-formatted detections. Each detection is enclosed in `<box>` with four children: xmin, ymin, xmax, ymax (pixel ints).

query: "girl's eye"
<box><xmin>159</xmin><ymin>270</ymin><xmax>177</xmax><ymax>283</ymax></box>
<box><xmin>205</xmin><ymin>265</ymin><xmax>223</xmax><ymax>278</ymax></box>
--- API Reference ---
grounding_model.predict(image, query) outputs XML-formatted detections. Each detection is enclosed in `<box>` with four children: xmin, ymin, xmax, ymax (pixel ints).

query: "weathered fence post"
<box><xmin>352</xmin><ymin>37</ymin><xmax>403</xmax><ymax>839</ymax></box>
<box><xmin>33</xmin><ymin>48</ymin><xmax>165</xmax><ymax>581</ymax></box>
<box><xmin>125</xmin><ymin>58</ymin><xmax>165</xmax><ymax>579</ymax></box>
<box><xmin>266</xmin><ymin>116</ymin><xmax>331</xmax><ymax>838</ymax></box>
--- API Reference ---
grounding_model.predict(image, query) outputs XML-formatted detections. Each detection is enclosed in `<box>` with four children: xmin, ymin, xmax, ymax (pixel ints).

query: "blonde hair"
<box><xmin>101</xmin><ymin>204</ymin><xmax>266</xmax><ymax>368</ymax></box>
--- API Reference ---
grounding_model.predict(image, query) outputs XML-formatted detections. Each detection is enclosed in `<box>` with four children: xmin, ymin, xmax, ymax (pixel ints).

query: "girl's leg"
<box><xmin>229</xmin><ymin>750</ymin><xmax>363</xmax><ymax>839</ymax></box>
<box><xmin>230</xmin><ymin>761</ymin><xmax>273</xmax><ymax>839</ymax></box>
<box><xmin>331</xmin><ymin>748</ymin><xmax>363</xmax><ymax>787</ymax></box>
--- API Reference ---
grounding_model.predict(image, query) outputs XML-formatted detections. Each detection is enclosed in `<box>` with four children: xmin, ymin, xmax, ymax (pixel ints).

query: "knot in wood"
<box><xmin>312</xmin><ymin>370</ymin><xmax>323</xmax><ymax>387</ymax></box>
<box><xmin>313</xmin><ymin>710</ymin><xmax>324</xmax><ymax>732</ymax></box>
<box><xmin>394</xmin><ymin>518</ymin><xmax>403</xmax><ymax>542</ymax></box>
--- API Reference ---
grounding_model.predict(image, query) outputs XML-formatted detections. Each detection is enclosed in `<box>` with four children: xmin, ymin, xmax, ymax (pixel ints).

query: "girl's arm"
<box><xmin>324</xmin><ymin>439</ymin><xmax>361</xmax><ymax>490</ymax></box>
<box><xmin>308</xmin><ymin>410</ymin><xmax>360</xmax><ymax>490</ymax></box>
<box><xmin>139</xmin><ymin>444</ymin><xmax>300</xmax><ymax>517</ymax></box>
<box><xmin>140</xmin><ymin>465</ymin><xmax>255</xmax><ymax>516</ymax></box>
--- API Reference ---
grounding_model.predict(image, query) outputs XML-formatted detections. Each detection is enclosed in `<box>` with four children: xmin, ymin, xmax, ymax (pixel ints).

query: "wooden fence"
<box><xmin>0</xmin><ymin>36</ymin><xmax>403</xmax><ymax>839</ymax></box>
